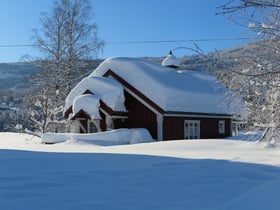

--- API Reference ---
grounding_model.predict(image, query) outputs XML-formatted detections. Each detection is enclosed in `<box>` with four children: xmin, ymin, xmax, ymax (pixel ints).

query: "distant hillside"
<box><xmin>0</xmin><ymin>60</ymin><xmax>105</xmax><ymax>90</ymax></box>
<box><xmin>179</xmin><ymin>39</ymin><xmax>275</xmax><ymax>73</ymax></box>
<box><xmin>0</xmin><ymin>62</ymin><xmax>40</xmax><ymax>90</ymax></box>
<box><xmin>0</xmin><ymin>60</ymin><xmax>104</xmax><ymax>108</ymax></box>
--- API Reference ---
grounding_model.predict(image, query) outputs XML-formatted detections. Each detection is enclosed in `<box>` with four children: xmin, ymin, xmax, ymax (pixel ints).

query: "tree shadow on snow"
<box><xmin>0</xmin><ymin>149</ymin><xmax>279</xmax><ymax>210</ymax></box>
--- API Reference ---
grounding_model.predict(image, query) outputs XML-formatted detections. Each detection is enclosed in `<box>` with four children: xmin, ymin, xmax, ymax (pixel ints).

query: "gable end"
<box><xmin>103</xmin><ymin>69</ymin><xmax>165</xmax><ymax>114</ymax></box>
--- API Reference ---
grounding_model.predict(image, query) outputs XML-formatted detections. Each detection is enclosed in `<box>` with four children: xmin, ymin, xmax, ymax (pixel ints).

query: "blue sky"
<box><xmin>0</xmin><ymin>0</ymin><xmax>253</xmax><ymax>62</ymax></box>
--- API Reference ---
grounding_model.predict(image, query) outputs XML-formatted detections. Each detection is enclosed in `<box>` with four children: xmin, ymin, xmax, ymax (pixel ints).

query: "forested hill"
<box><xmin>0</xmin><ymin>62</ymin><xmax>40</xmax><ymax>89</ymax></box>
<box><xmin>0</xmin><ymin>59</ymin><xmax>104</xmax><ymax>90</ymax></box>
<box><xmin>0</xmin><ymin>60</ymin><xmax>102</xmax><ymax>108</ymax></box>
<box><xmin>179</xmin><ymin>39</ymin><xmax>273</xmax><ymax>72</ymax></box>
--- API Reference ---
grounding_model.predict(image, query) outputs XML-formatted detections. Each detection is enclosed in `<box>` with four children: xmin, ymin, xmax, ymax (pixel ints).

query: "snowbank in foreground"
<box><xmin>1</xmin><ymin>133</ymin><xmax>280</xmax><ymax>210</ymax></box>
<box><xmin>41</xmin><ymin>128</ymin><xmax>154</xmax><ymax>145</ymax></box>
<box><xmin>210</xmin><ymin>178</ymin><xmax>280</xmax><ymax>210</ymax></box>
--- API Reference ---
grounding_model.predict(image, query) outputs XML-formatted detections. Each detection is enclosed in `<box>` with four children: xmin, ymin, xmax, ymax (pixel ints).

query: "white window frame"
<box><xmin>87</xmin><ymin>119</ymin><xmax>101</xmax><ymax>133</ymax></box>
<box><xmin>184</xmin><ymin>120</ymin><xmax>200</xmax><ymax>139</ymax></box>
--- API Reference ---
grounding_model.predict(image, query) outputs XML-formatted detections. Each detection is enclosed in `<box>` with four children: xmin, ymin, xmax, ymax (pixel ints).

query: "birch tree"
<box><xmin>29</xmin><ymin>0</ymin><xmax>104</xmax><ymax>134</ymax></box>
<box><xmin>34</xmin><ymin>0</ymin><xmax>104</xmax><ymax>97</ymax></box>
<box><xmin>62</xmin><ymin>0</ymin><xmax>104</xmax><ymax>93</ymax></box>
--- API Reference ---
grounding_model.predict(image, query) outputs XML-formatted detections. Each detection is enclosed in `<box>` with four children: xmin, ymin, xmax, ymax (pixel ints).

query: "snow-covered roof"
<box><xmin>161</xmin><ymin>51</ymin><xmax>180</xmax><ymax>68</ymax></box>
<box><xmin>90</xmin><ymin>57</ymin><xmax>244</xmax><ymax>115</ymax></box>
<box><xmin>73</xmin><ymin>94</ymin><xmax>101</xmax><ymax>120</ymax></box>
<box><xmin>64</xmin><ymin>76</ymin><xmax>126</xmax><ymax>115</ymax></box>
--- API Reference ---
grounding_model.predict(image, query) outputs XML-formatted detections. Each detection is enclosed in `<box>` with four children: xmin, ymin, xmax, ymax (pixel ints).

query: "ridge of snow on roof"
<box><xmin>64</xmin><ymin>76</ymin><xmax>126</xmax><ymax>114</ymax></box>
<box><xmin>90</xmin><ymin>57</ymin><xmax>240</xmax><ymax>115</ymax></box>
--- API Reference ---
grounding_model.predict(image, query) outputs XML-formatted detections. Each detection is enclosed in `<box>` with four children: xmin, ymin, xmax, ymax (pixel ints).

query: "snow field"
<box><xmin>0</xmin><ymin>132</ymin><xmax>280</xmax><ymax>210</ymax></box>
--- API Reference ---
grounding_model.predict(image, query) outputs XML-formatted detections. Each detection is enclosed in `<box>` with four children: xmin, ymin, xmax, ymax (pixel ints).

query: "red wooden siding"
<box><xmin>200</xmin><ymin>118</ymin><xmax>231</xmax><ymax>138</ymax></box>
<box><xmin>121</xmin><ymin>91</ymin><xmax>158</xmax><ymax>139</ymax></box>
<box><xmin>163</xmin><ymin>117</ymin><xmax>183</xmax><ymax>140</ymax></box>
<box><xmin>113</xmin><ymin>119</ymin><xmax>124</xmax><ymax>129</ymax></box>
<box><xmin>163</xmin><ymin>117</ymin><xmax>231</xmax><ymax>140</ymax></box>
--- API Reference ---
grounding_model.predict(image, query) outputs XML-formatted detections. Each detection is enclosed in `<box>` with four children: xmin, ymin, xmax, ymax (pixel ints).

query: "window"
<box><xmin>219</xmin><ymin>120</ymin><xmax>225</xmax><ymax>134</ymax></box>
<box><xmin>89</xmin><ymin>121</ymin><xmax>98</xmax><ymax>133</ymax></box>
<box><xmin>184</xmin><ymin>120</ymin><xmax>200</xmax><ymax>139</ymax></box>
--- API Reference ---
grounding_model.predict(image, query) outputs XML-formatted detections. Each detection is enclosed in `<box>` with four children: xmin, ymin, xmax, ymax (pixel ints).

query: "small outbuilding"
<box><xmin>64</xmin><ymin>57</ymin><xmax>244</xmax><ymax>141</ymax></box>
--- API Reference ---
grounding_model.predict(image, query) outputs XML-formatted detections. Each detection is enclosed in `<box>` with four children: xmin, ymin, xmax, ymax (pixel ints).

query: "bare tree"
<box><xmin>219</xmin><ymin>0</ymin><xmax>280</xmax><ymax>37</ymax></box>
<box><xmin>29</xmin><ymin>0</ymin><xmax>104</xmax><ymax>134</ymax></box>
<box><xmin>26</xmin><ymin>87</ymin><xmax>62</xmax><ymax>134</ymax></box>
<box><xmin>62</xmin><ymin>0</ymin><xmax>104</xmax><ymax>93</ymax></box>
<box><xmin>34</xmin><ymin>0</ymin><xmax>104</xmax><ymax>96</ymax></box>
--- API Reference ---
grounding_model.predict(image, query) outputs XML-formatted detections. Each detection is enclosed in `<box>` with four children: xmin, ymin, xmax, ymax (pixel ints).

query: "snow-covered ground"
<box><xmin>0</xmin><ymin>131</ymin><xmax>280</xmax><ymax>210</ymax></box>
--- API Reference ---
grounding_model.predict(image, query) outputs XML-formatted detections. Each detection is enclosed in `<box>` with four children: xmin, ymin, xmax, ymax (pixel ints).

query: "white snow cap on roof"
<box><xmin>90</xmin><ymin>57</ymin><xmax>245</xmax><ymax>115</ymax></box>
<box><xmin>161</xmin><ymin>51</ymin><xmax>180</xmax><ymax>68</ymax></box>
<box><xmin>64</xmin><ymin>76</ymin><xmax>126</xmax><ymax>114</ymax></box>
<box><xmin>73</xmin><ymin>94</ymin><xmax>101</xmax><ymax>119</ymax></box>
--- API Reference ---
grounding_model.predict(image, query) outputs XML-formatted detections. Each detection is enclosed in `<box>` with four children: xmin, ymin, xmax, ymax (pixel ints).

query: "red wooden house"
<box><xmin>64</xmin><ymin>57</ymin><xmax>244</xmax><ymax>141</ymax></box>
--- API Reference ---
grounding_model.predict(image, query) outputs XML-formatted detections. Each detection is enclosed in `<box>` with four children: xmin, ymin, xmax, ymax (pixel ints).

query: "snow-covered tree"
<box><xmin>26</xmin><ymin>87</ymin><xmax>63</xmax><ymax>134</ymax></box>
<box><xmin>62</xmin><ymin>0</ymin><xmax>104</xmax><ymax>93</ymax></box>
<box><xmin>218</xmin><ymin>0</ymin><xmax>280</xmax><ymax>143</ymax></box>
<box><xmin>34</xmin><ymin>0</ymin><xmax>104</xmax><ymax>97</ymax></box>
<box><xmin>28</xmin><ymin>0</ymin><xmax>104</xmax><ymax>133</ymax></box>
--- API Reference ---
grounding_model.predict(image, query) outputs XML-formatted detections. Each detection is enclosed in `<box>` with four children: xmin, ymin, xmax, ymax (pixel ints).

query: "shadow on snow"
<box><xmin>0</xmin><ymin>149</ymin><xmax>280</xmax><ymax>210</ymax></box>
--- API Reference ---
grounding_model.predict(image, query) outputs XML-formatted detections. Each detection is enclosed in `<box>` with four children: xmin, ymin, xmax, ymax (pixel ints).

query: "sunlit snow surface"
<box><xmin>0</xmin><ymin>132</ymin><xmax>280</xmax><ymax>210</ymax></box>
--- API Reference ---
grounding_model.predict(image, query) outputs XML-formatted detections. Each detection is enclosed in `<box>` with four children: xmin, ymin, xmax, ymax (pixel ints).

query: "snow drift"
<box><xmin>41</xmin><ymin>128</ymin><xmax>154</xmax><ymax>145</ymax></box>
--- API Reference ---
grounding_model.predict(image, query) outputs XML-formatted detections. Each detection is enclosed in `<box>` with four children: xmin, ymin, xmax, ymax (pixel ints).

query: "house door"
<box><xmin>184</xmin><ymin>120</ymin><xmax>200</xmax><ymax>139</ymax></box>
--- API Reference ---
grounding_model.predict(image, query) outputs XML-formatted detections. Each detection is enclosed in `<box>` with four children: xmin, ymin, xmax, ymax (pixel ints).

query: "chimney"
<box><xmin>161</xmin><ymin>51</ymin><xmax>180</xmax><ymax>68</ymax></box>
